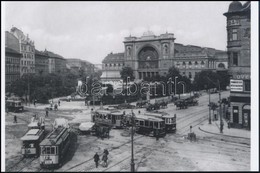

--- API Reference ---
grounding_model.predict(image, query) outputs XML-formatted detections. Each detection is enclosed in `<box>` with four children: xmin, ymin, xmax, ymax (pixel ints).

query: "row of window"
<box><xmin>176</xmin><ymin>61</ymin><xmax>205</xmax><ymax>65</ymax></box>
<box><xmin>21</xmin><ymin>45</ymin><xmax>34</xmax><ymax>52</ymax></box>
<box><xmin>23</xmin><ymin>53</ymin><xmax>34</xmax><ymax>59</ymax></box>
<box><xmin>6</xmin><ymin>57</ymin><xmax>20</xmax><ymax>64</ymax></box>
<box><xmin>6</xmin><ymin>65</ymin><xmax>20</xmax><ymax>73</ymax></box>
<box><xmin>6</xmin><ymin>75</ymin><xmax>20</xmax><ymax>83</ymax></box>
<box><xmin>21</xmin><ymin>60</ymin><xmax>34</xmax><ymax>66</ymax></box>
<box><xmin>104</xmin><ymin>63</ymin><xmax>125</xmax><ymax>67</ymax></box>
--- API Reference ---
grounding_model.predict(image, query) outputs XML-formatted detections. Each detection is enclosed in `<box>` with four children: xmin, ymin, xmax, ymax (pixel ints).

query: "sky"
<box><xmin>4</xmin><ymin>1</ymin><xmax>241</xmax><ymax>64</ymax></box>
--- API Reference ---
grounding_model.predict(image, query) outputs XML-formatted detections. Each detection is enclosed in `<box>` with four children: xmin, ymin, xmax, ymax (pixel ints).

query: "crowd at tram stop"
<box><xmin>93</xmin><ymin>149</ymin><xmax>109</xmax><ymax>168</ymax></box>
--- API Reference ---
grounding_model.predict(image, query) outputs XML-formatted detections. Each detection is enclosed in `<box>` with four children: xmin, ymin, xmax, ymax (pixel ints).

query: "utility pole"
<box><xmin>208</xmin><ymin>87</ymin><xmax>211</xmax><ymax>124</ymax></box>
<box><xmin>130</xmin><ymin>110</ymin><xmax>135</xmax><ymax>172</ymax></box>
<box><xmin>28</xmin><ymin>74</ymin><xmax>30</xmax><ymax>106</ymax></box>
<box><xmin>218</xmin><ymin>80</ymin><xmax>223</xmax><ymax>133</ymax></box>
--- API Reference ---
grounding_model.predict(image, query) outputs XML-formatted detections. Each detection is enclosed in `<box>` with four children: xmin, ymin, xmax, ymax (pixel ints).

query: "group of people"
<box><xmin>93</xmin><ymin>149</ymin><xmax>109</xmax><ymax>168</ymax></box>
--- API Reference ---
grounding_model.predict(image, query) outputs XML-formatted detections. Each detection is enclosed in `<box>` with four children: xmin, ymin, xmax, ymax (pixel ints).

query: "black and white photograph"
<box><xmin>1</xmin><ymin>1</ymin><xmax>259</xmax><ymax>172</ymax></box>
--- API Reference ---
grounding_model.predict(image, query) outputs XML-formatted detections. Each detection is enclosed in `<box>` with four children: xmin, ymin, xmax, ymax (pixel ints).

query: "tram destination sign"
<box><xmin>230</xmin><ymin>79</ymin><xmax>243</xmax><ymax>92</ymax></box>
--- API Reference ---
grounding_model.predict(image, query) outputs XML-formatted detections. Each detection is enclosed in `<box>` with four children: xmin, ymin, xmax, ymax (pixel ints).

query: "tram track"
<box><xmin>6</xmin><ymin>157</ymin><xmax>37</xmax><ymax>172</ymax></box>
<box><xmin>64</xmin><ymin>134</ymin><xmax>145</xmax><ymax>171</ymax></box>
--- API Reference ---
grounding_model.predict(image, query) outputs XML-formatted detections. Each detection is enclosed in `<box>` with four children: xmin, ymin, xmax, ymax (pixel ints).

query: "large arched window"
<box><xmin>218</xmin><ymin>63</ymin><xmax>225</xmax><ymax>69</ymax></box>
<box><xmin>138</xmin><ymin>46</ymin><xmax>159</xmax><ymax>69</ymax></box>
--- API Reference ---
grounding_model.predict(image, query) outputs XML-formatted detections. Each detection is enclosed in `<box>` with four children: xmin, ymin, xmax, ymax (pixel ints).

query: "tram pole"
<box><xmin>130</xmin><ymin>110</ymin><xmax>135</xmax><ymax>172</ymax></box>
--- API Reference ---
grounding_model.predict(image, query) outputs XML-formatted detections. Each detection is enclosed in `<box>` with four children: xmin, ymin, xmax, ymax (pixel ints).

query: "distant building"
<box><xmin>44</xmin><ymin>49</ymin><xmax>67</xmax><ymax>74</ymax></box>
<box><xmin>35</xmin><ymin>49</ymin><xmax>49</xmax><ymax>75</ymax></box>
<box><xmin>101</xmin><ymin>31</ymin><xmax>228</xmax><ymax>81</ymax></box>
<box><xmin>9</xmin><ymin>27</ymin><xmax>35</xmax><ymax>76</ymax></box>
<box><xmin>101</xmin><ymin>53</ymin><xmax>124</xmax><ymax>81</ymax></box>
<box><xmin>66</xmin><ymin>58</ymin><xmax>95</xmax><ymax>76</ymax></box>
<box><xmin>224</xmin><ymin>1</ymin><xmax>251</xmax><ymax>129</ymax></box>
<box><xmin>5</xmin><ymin>47</ymin><xmax>22</xmax><ymax>84</ymax></box>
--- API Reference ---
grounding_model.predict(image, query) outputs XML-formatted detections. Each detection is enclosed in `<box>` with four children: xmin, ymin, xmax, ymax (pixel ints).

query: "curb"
<box><xmin>198</xmin><ymin>127</ymin><xmax>250</xmax><ymax>140</ymax></box>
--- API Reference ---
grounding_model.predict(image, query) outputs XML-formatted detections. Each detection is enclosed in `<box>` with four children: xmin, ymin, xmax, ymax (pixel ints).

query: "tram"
<box><xmin>124</xmin><ymin>113</ymin><xmax>166</xmax><ymax>137</ymax></box>
<box><xmin>144</xmin><ymin>111</ymin><xmax>176</xmax><ymax>133</ymax></box>
<box><xmin>6</xmin><ymin>99</ymin><xmax>24</xmax><ymax>112</ymax></box>
<box><xmin>21</xmin><ymin>129</ymin><xmax>45</xmax><ymax>157</ymax></box>
<box><xmin>92</xmin><ymin>109</ymin><xmax>125</xmax><ymax>128</ymax></box>
<box><xmin>39</xmin><ymin>127</ymin><xmax>70</xmax><ymax>168</ymax></box>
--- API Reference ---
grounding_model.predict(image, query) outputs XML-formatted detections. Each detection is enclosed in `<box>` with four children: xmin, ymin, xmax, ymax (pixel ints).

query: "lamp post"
<box><xmin>130</xmin><ymin>110</ymin><xmax>135</xmax><ymax>172</ymax></box>
<box><xmin>175</xmin><ymin>76</ymin><xmax>178</xmax><ymax>96</ymax></box>
<box><xmin>208</xmin><ymin>86</ymin><xmax>211</xmax><ymax>124</ymax></box>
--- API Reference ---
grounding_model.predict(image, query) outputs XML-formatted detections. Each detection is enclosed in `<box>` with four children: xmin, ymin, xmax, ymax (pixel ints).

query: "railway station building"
<box><xmin>223</xmin><ymin>1</ymin><xmax>251</xmax><ymax>129</ymax></box>
<box><xmin>101</xmin><ymin>31</ymin><xmax>228</xmax><ymax>82</ymax></box>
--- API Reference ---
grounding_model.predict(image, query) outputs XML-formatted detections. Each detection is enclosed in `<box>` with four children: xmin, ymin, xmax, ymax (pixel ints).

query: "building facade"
<box><xmin>35</xmin><ymin>50</ymin><xmax>49</xmax><ymax>75</ymax></box>
<box><xmin>66</xmin><ymin>58</ymin><xmax>95</xmax><ymax>76</ymax></box>
<box><xmin>44</xmin><ymin>50</ymin><xmax>67</xmax><ymax>74</ymax></box>
<box><xmin>224</xmin><ymin>1</ymin><xmax>251</xmax><ymax>129</ymax></box>
<box><xmin>101</xmin><ymin>53</ymin><xmax>125</xmax><ymax>81</ymax></box>
<box><xmin>101</xmin><ymin>31</ymin><xmax>227</xmax><ymax>82</ymax></box>
<box><xmin>5</xmin><ymin>47</ymin><xmax>22</xmax><ymax>84</ymax></box>
<box><xmin>10</xmin><ymin>27</ymin><xmax>35</xmax><ymax>76</ymax></box>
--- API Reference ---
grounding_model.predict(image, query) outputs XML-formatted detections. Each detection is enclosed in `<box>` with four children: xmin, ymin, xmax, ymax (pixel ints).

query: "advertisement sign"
<box><xmin>230</xmin><ymin>79</ymin><xmax>243</xmax><ymax>92</ymax></box>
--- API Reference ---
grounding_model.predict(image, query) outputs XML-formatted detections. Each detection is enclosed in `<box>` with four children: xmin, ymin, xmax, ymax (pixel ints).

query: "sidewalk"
<box><xmin>199</xmin><ymin>118</ymin><xmax>250</xmax><ymax>139</ymax></box>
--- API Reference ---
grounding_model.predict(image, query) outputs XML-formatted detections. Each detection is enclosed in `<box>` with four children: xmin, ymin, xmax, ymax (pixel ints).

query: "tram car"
<box><xmin>21</xmin><ymin>129</ymin><xmax>45</xmax><ymax>157</ymax></box>
<box><xmin>124</xmin><ymin>113</ymin><xmax>166</xmax><ymax>137</ymax></box>
<box><xmin>144</xmin><ymin>111</ymin><xmax>176</xmax><ymax>133</ymax></box>
<box><xmin>6</xmin><ymin>99</ymin><xmax>24</xmax><ymax>112</ymax></box>
<box><xmin>39</xmin><ymin>127</ymin><xmax>70</xmax><ymax>168</ymax></box>
<box><xmin>92</xmin><ymin>109</ymin><xmax>125</xmax><ymax>128</ymax></box>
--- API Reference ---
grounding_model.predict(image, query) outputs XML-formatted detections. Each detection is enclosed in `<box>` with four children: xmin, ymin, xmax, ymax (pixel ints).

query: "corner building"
<box><xmin>224</xmin><ymin>1</ymin><xmax>251</xmax><ymax>129</ymax></box>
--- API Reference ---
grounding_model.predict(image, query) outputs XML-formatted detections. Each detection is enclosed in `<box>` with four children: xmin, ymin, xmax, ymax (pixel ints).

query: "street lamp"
<box><xmin>130</xmin><ymin>110</ymin><xmax>135</xmax><ymax>172</ymax></box>
<box><xmin>205</xmin><ymin>84</ymin><xmax>212</xmax><ymax>124</ymax></box>
<box><xmin>175</xmin><ymin>76</ymin><xmax>178</xmax><ymax>96</ymax></box>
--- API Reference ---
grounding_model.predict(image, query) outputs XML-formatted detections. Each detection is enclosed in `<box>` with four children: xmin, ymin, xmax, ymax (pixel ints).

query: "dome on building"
<box><xmin>143</xmin><ymin>30</ymin><xmax>155</xmax><ymax>36</ymax></box>
<box><xmin>228</xmin><ymin>1</ymin><xmax>243</xmax><ymax>12</ymax></box>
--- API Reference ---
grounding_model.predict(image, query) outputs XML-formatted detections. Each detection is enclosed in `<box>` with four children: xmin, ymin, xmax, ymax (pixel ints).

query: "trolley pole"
<box><xmin>130</xmin><ymin>110</ymin><xmax>135</xmax><ymax>172</ymax></box>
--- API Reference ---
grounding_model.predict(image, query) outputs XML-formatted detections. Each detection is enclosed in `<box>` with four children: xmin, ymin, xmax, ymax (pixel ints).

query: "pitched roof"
<box><xmin>44</xmin><ymin>50</ymin><xmax>65</xmax><ymax>59</ymax></box>
<box><xmin>102</xmin><ymin>52</ymin><xmax>124</xmax><ymax>63</ymax></box>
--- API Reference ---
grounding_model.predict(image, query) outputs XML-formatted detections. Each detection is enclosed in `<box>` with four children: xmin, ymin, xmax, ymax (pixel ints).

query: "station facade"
<box><xmin>101</xmin><ymin>31</ymin><xmax>227</xmax><ymax>82</ymax></box>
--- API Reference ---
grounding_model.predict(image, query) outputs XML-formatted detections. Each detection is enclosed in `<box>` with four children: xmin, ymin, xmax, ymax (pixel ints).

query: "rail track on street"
<box><xmin>6</xmin><ymin>157</ymin><xmax>37</xmax><ymax>172</ymax></box>
<box><xmin>64</xmin><ymin>134</ymin><xmax>145</xmax><ymax>172</ymax></box>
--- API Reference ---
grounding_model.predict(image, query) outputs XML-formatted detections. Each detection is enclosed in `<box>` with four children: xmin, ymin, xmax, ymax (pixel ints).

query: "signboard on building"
<box><xmin>230</xmin><ymin>79</ymin><xmax>243</xmax><ymax>92</ymax></box>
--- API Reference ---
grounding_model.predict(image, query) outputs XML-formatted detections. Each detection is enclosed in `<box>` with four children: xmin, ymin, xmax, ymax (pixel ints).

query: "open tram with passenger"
<box><xmin>144</xmin><ymin>111</ymin><xmax>176</xmax><ymax>133</ymax></box>
<box><xmin>39</xmin><ymin>126</ymin><xmax>70</xmax><ymax>168</ymax></box>
<box><xmin>124</xmin><ymin>113</ymin><xmax>166</xmax><ymax>137</ymax></box>
<box><xmin>20</xmin><ymin>129</ymin><xmax>45</xmax><ymax>157</ymax></box>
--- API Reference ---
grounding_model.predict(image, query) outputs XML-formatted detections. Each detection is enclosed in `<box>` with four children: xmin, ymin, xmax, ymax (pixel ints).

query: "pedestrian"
<box><xmin>138</xmin><ymin>110</ymin><xmax>141</xmax><ymax>114</ymax></box>
<box><xmin>54</xmin><ymin>104</ymin><xmax>58</xmax><ymax>111</ymax></box>
<box><xmin>156</xmin><ymin>129</ymin><xmax>159</xmax><ymax>141</ymax></box>
<box><xmin>94</xmin><ymin>152</ymin><xmax>100</xmax><ymax>168</ymax></box>
<box><xmin>58</xmin><ymin>100</ymin><xmax>60</xmax><ymax>106</ymax></box>
<box><xmin>102</xmin><ymin>152</ymin><xmax>108</xmax><ymax>167</ymax></box>
<box><xmin>14</xmin><ymin>115</ymin><xmax>17</xmax><ymax>123</ymax></box>
<box><xmin>104</xmin><ymin>149</ymin><xmax>109</xmax><ymax>156</ymax></box>
<box><xmin>46</xmin><ymin>109</ymin><xmax>49</xmax><ymax>117</ymax></box>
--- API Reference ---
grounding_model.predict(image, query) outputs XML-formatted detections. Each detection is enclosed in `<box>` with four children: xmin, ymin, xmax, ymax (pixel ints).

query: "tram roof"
<box><xmin>40</xmin><ymin>127</ymin><xmax>67</xmax><ymax>146</ymax></box>
<box><xmin>20</xmin><ymin>129</ymin><xmax>43</xmax><ymax>141</ymax></box>
<box><xmin>135</xmin><ymin>114</ymin><xmax>164</xmax><ymax>122</ymax></box>
<box><xmin>144</xmin><ymin>112</ymin><xmax>175</xmax><ymax>118</ymax></box>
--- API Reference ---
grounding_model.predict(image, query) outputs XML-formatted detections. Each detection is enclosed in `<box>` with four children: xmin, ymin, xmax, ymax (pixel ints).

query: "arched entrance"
<box><xmin>138</xmin><ymin>46</ymin><xmax>159</xmax><ymax>79</ymax></box>
<box><xmin>242</xmin><ymin>104</ymin><xmax>250</xmax><ymax>130</ymax></box>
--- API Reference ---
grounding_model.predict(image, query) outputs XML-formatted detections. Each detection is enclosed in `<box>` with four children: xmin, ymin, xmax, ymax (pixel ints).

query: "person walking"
<box><xmin>13</xmin><ymin>115</ymin><xmax>17</xmax><ymax>123</ymax></box>
<box><xmin>54</xmin><ymin>104</ymin><xmax>58</xmax><ymax>111</ymax></box>
<box><xmin>94</xmin><ymin>152</ymin><xmax>100</xmax><ymax>168</ymax></box>
<box><xmin>58</xmin><ymin>100</ymin><xmax>61</xmax><ymax>106</ymax></box>
<box><xmin>102</xmin><ymin>152</ymin><xmax>108</xmax><ymax>167</ymax></box>
<box><xmin>46</xmin><ymin>109</ymin><xmax>49</xmax><ymax>117</ymax></box>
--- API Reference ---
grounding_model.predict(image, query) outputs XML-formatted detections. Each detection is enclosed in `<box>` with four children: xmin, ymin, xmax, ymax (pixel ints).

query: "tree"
<box><xmin>217</xmin><ymin>71</ymin><xmax>230</xmax><ymax>90</ymax></box>
<box><xmin>193</xmin><ymin>70</ymin><xmax>220</xmax><ymax>91</ymax></box>
<box><xmin>120</xmin><ymin>67</ymin><xmax>135</xmax><ymax>82</ymax></box>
